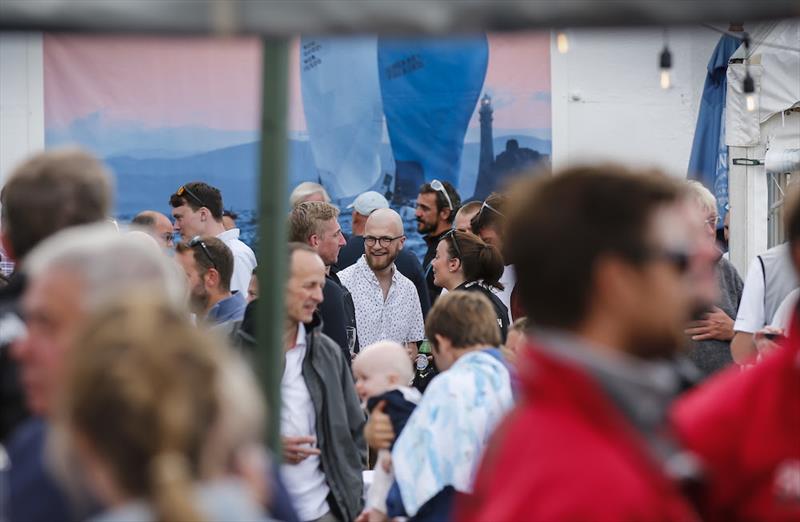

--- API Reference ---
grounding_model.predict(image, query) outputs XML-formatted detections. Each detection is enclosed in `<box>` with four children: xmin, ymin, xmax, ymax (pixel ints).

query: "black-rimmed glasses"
<box><xmin>189</xmin><ymin>236</ymin><xmax>217</xmax><ymax>269</ymax></box>
<box><xmin>176</xmin><ymin>185</ymin><xmax>207</xmax><ymax>208</ymax></box>
<box><xmin>364</xmin><ymin>235</ymin><xmax>404</xmax><ymax>247</ymax></box>
<box><xmin>430</xmin><ymin>179</ymin><xmax>453</xmax><ymax>210</ymax></box>
<box><xmin>442</xmin><ymin>229</ymin><xmax>462</xmax><ymax>259</ymax></box>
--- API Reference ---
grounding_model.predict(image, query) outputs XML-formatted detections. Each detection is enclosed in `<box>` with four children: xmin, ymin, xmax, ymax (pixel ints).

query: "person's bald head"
<box><xmin>366</xmin><ymin>208</ymin><xmax>403</xmax><ymax>237</ymax></box>
<box><xmin>132</xmin><ymin>210</ymin><xmax>174</xmax><ymax>249</ymax></box>
<box><xmin>364</xmin><ymin>209</ymin><xmax>406</xmax><ymax>272</ymax></box>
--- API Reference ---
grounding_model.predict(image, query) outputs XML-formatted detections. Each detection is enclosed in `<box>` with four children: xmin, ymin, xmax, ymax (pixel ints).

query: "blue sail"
<box><xmin>300</xmin><ymin>36</ymin><xmax>384</xmax><ymax>201</ymax></box>
<box><xmin>377</xmin><ymin>36</ymin><xmax>489</xmax><ymax>201</ymax></box>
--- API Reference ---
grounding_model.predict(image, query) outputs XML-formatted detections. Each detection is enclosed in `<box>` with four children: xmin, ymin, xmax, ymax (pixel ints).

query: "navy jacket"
<box><xmin>7</xmin><ymin>418</ymin><xmax>299</xmax><ymax>522</ymax></box>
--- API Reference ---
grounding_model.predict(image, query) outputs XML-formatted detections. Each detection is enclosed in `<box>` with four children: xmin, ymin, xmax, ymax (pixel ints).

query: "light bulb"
<box><xmin>660</xmin><ymin>69</ymin><xmax>672</xmax><ymax>89</ymax></box>
<box><xmin>746</xmin><ymin>94</ymin><xmax>756</xmax><ymax>112</ymax></box>
<box><xmin>659</xmin><ymin>47</ymin><xmax>672</xmax><ymax>90</ymax></box>
<box><xmin>556</xmin><ymin>32</ymin><xmax>569</xmax><ymax>54</ymax></box>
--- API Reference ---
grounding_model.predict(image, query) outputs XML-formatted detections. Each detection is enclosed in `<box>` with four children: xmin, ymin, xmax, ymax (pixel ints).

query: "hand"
<box><xmin>754</xmin><ymin>326</ymin><xmax>785</xmax><ymax>360</ymax></box>
<box><xmin>282</xmin><ymin>436</ymin><xmax>320</xmax><ymax>465</ymax></box>
<box><xmin>406</xmin><ymin>342</ymin><xmax>419</xmax><ymax>362</ymax></box>
<box><xmin>381</xmin><ymin>452</ymin><xmax>393</xmax><ymax>473</ymax></box>
<box><xmin>364</xmin><ymin>401</ymin><xmax>395</xmax><ymax>450</ymax></box>
<box><xmin>685</xmin><ymin>306</ymin><xmax>735</xmax><ymax>341</ymax></box>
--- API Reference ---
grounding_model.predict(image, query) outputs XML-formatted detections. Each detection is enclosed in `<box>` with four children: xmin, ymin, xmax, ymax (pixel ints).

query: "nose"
<box><xmin>415</xmin><ymin>207</ymin><xmax>423</xmax><ymax>218</ymax></box>
<box><xmin>338</xmin><ymin>234</ymin><xmax>346</xmax><ymax>247</ymax></box>
<box><xmin>312</xmin><ymin>286</ymin><xmax>324</xmax><ymax>304</ymax></box>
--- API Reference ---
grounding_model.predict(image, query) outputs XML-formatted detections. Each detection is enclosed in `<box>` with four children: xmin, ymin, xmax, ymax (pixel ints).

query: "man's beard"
<box><xmin>189</xmin><ymin>284</ymin><xmax>210</xmax><ymax>314</ymax></box>
<box><xmin>416</xmin><ymin>218</ymin><xmax>436</xmax><ymax>235</ymax></box>
<box><xmin>366</xmin><ymin>250</ymin><xmax>395</xmax><ymax>271</ymax></box>
<box><xmin>626</xmin><ymin>325</ymin><xmax>687</xmax><ymax>360</ymax></box>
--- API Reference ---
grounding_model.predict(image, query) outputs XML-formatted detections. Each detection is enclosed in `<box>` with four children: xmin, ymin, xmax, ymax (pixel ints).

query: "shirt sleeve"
<box><xmin>733</xmin><ymin>257</ymin><xmax>766</xmax><ymax>333</ymax></box>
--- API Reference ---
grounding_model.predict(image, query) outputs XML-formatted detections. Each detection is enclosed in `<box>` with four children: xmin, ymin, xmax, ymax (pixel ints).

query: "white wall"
<box><xmin>550</xmin><ymin>27</ymin><xmax>721</xmax><ymax>176</ymax></box>
<box><xmin>0</xmin><ymin>33</ymin><xmax>45</xmax><ymax>188</ymax></box>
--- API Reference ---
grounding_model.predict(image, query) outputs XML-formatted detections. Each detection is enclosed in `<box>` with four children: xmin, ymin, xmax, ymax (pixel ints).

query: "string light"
<box><xmin>659</xmin><ymin>28</ymin><xmax>672</xmax><ymax>89</ymax></box>
<box><xmin>742</xmin><ymin>34</ymin><xmax>757</xmax><ymax>112</ymax></box>
<box><xmin>659</xmin><ymin>46</ymin><xmax>673</xmax><ymax>89</ymax></box>
<box><xmin>556</xmin><ymin>30</ymin><xmax>569</xmax><ymax>54</ymax></box>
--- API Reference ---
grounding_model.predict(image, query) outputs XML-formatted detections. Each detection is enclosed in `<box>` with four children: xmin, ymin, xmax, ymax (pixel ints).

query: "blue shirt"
<box><xmin>206</xmin><ymin>292</ymin><xmax>247</xmax><ymax>325</ymax></box>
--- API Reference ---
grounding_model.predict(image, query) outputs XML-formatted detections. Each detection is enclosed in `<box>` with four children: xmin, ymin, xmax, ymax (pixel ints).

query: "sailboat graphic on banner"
<box><xmin>378</xmin><ymin>36</ymin><xmax>489</xmax><ymax>202</ymax></box>
<box><xmin>300</xmin><ymin>36</ymin><xmax>385</xmax><ymax>201</ymax></box>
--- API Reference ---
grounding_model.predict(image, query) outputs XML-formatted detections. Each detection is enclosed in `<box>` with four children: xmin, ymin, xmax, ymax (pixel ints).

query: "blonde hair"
<box><xmin>289</xmin><ymin>182</ymin><xmax>331</xmax><ymax>208</ymax></box>
<box><xmin>685</xmin><ymin>180</ymin><xmax>717</xmax><ymax>215</ymax></box>
<box><xmin>353</xmin><ymin>341</ymin><xmax>414</xmax><ymax>386</ymax></box>
<box><xmin>58</xmin><ymin>294</ymin><xmax>264</xmax><ymax>522</ymax></box>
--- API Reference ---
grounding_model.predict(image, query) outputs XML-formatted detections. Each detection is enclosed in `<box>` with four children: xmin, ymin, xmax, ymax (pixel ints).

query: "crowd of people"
<box><xmin>0</xmin><ymin>148</ymin><xmax>798</xmax><ymax>522</ymax></box>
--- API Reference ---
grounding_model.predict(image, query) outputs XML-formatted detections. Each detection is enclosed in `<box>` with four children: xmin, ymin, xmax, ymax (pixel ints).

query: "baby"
<box><xmin>352</xmin><ymin>341</ymin><xmax>421</xmax><ymax>521</ymax></box>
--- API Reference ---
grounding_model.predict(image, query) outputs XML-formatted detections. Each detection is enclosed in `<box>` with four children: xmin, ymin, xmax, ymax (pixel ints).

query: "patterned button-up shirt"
<box><xmin>337</xmin><ymin>256</ymin><xmax>425</xmax><ymax>348</ymax></box>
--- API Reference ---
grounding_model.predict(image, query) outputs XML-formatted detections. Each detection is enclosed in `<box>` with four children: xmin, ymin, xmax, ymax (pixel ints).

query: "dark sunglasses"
<box><xmin>176</xmin><ymin>185</ymin><xmax>207</xmax><ymax>208</ymax></box>
<box><xmin>646</xmin><ymin>249</ymin><xmax>691</xmax><ymax>274</ymax></box>
<box><xmin>442</xmin><ymin>229</ymin><xmax>462</xmax><ymax>259</ymax></box>
<box><xmin>189</xmin><ymin>236</ymin><xmax>217</xmax><ymax>270</ymax></box>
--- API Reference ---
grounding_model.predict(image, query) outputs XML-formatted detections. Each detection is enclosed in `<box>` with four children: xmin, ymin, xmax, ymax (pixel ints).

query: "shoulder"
<box><xmin>467</xmin><ymin>405</ymin><xmax>663</xmax><ymax>521</ymax></box>
<box><xmin>309</xmin><ymin>329</ymin><xmax>347</xmax><ymax>366</ymax></box>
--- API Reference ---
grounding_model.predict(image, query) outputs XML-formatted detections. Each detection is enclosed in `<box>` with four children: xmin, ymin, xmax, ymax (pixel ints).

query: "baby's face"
<box><xmin>352</xmin><ymin>366</ymin><xmax>395</xmax><ymax>404</ymax></box>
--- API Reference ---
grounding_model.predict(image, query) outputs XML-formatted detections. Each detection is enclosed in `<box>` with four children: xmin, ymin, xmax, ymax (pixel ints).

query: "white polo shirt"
<box><xmin>338</xmin><ymin>256</ymin><xmax>425</xmax><ymax>348</ymax></box>
<box><xmin>280</xmin><ymin>323</ymin><xmax>330</xmax><ymax>521</ymax></box>
<box><xmin>216</xmin><ymin>228</ymin><xmax>257</xmax><ymax>295</ymax></box>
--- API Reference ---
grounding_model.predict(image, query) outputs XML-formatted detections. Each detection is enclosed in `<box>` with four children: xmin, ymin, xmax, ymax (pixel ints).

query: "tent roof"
<box><xmin>731</xmin><ymin>19</ymin><xmax>800</xmax><ymax>120</ymax></box>
<box><xmin>1</xmin><ymin>0</ymin><xmax>799</xmax><ymax>35</ymax></box>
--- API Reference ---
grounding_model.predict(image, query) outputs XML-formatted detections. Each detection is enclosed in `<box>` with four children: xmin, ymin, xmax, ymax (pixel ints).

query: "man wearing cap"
<box><xmin>169</xmin><ymin>181</ymin><xmax>257</xmax><ymax>295</ymax></box>
<box><xmin>416</xmin><ymin>181</ymin><xmax>460</xmax><ymax>305</ymax></box>
<box><xmin>337</xmin><ymin>191</ymin><xmax>431</xmax><ymax>318</ymax></box>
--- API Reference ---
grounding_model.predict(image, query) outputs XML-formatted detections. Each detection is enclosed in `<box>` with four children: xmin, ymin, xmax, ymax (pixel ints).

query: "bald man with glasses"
<box><xmin>338</xmin><ymin>209</ymin><xmax>425</xmax><ymax>353</ymax></box>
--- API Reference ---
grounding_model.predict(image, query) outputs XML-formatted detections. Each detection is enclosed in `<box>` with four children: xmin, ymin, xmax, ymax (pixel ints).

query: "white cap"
<box><xmin>347</xmin><ymin>191</ymin><xmax>389</xmax><ymax>216</ymax></box>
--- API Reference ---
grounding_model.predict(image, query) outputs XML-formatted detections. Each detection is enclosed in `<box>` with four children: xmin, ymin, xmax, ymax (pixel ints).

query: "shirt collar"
<box><xmin>294</xmin><ymin>322</ymin><xmax>307</xmax><ymax>349</ymax></box>
<box><xmin>531</xmin><ymin>328</ymin><xmax>681</xmax><ymax>434</ymax></box>
<box><xmin>216</xmin><ymin>228</ymin><xmax>241</xmax><ymax>242</ymax></box>
<box><xmin>206</xmin><ymin>292</ymin><xmax>246</xmax><ymax>323</ymax></box>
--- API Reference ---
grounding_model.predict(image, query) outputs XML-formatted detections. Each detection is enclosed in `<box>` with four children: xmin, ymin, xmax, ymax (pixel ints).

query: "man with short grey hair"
<box><xmin>7</xmin><ymin>224</ymin><xmax>186</xmax><ymax>522</ymax></box>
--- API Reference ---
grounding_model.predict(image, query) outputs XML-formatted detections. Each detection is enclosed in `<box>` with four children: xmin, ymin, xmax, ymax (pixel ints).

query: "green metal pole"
<box><xmin>257</xmin><ymin>38</ymin><xmax>288</xmax><ymax>454</ymax></box>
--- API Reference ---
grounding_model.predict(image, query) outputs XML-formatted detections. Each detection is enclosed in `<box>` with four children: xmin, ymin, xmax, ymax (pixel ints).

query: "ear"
<box><xmin>204</xmin><ymin>267</ymin><xmax>221</xmax><ymax>290</ymax></box>
<box><xmin>309</xmin><ymin>234</ymin><xmax>320</xmax><ymax>248</ymax></box>
<box><xmin>433</xmin><ymin>333</ymin><xmax>449</xmax><ymax>354</ymax></box>
<box><xmin>398</xmin><ymin>235</ymin><xmax>406</xmax><ymax>250</ymax></box>
<box><xmin>199</xmin><ymin>208</ymin><xmax>208</xmax><ymax>222</ymax></box>
<box><xmin>439</xmin><ymin>207</ymin><xmax>453</xmax><ymax>223</ymax></box>
<box><xmin>0</xmin><ymin>232</ymin><xmax>16</xmax><ymax>262</ymax></box>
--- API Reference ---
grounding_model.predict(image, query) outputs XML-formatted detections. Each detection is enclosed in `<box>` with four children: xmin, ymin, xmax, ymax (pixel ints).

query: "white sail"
<box><xmin>300</xmin><ymin>36</ymin><xmax>384</xmax><ymax>201</ymax></box>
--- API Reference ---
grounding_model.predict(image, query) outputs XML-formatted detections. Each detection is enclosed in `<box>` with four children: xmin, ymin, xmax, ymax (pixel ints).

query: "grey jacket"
<box><xmin>302</xmin><ymin>314</ymin><xmax>366</xmax><ymax>521</ymax></box>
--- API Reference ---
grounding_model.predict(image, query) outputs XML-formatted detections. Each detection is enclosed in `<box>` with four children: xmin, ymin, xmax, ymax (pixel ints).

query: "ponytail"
<box><xmin>151</xmin><ymin>453</ymin><xmax>205</xmax><ymax>522</ymax></box>
<box><xmin>451</xmin><ymin>230</ymin><xmax>505</xmax><ymax>290</ymax></box>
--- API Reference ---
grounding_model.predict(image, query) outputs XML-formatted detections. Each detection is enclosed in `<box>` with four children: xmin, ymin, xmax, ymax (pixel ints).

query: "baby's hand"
<box><xmin>381</xmin><ymin>453</ymin><xmax>393</xmax><ymax>473</ymax></box>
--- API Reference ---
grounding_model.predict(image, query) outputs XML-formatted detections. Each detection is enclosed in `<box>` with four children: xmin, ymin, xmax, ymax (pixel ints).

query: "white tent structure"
<box><xmin>726</xmin><ymin>19</ymin><xmax>800</xmax><ymax>274</ymax></box>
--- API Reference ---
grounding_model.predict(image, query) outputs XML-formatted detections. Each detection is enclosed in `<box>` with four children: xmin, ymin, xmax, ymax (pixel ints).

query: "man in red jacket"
<box><xmin>670</xmin><ymin>191</ymin><xmax>800</xmax><ymax>522</ymax></box>
<box><xmin>457</xmin><ymin>165</ymin><xmax>718</xmax><ymax>521</ymax></box>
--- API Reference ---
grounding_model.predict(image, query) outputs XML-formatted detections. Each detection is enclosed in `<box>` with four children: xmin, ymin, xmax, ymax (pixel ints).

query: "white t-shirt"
<box><xmin>216</xmin><ymin>228</ymin><xmax>257</xmax><ymax>295</ymax></box>
<box><xmin>733</xmin><ymin>257</ymin><xmax>766</xmax><ymax>334</ymax></box>
<box><xmin>494</xmin><ymin>265</ymin><xmax>516</xmax><ymax>323</ymax></box>
<box><xmin>280</xmin><ymin>323</ymin><xmax>330</xmax><ymax>521</ymax></box>
<box><xmin>770</xmin><ymin>288</ymin><xmax>799</xmax><ymax>332</ymax></box>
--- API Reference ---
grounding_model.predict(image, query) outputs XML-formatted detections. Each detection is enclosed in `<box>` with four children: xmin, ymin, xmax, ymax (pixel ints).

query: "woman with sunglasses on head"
<box><xmin>430</xmin><ymin>230</ymin><xmax>509</xmax><ymax>341</ymax></box>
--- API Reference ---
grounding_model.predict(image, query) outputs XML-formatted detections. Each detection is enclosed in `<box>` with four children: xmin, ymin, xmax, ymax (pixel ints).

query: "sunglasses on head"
<box><xmin>442</xmin><ymin>229</ymin><xmax>462</xmax><ymax>259</ymax></box>
<box><xmin>188</xmin><ymin>236</ymin><xmax>217</xmax><ymax>270</ymax></box>
<box><xmin>430</xmin><ymin>179</ymin><xmax>453</xmax><ymax>211</ymax></box>
<box><xmin>480</xmin><ymin>200</ymin><xmax>505</xmax><ymax>218</ymax></box>
<box><xmin>176</xmin><ymin>185</ymin><xmax>207</xmax><ymax>208</ymax></box>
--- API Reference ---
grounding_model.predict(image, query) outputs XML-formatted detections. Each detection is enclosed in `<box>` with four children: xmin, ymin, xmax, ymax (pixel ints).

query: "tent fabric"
<box><xmin>725</xmin><ymin>63</ymin><xmax>764</xmax><ymax>147</ymax></box>
<box><xmin>728</xmin><ymin>19</ymin><xmax>800</xmax><ymax>130</ymax></box>
<box><xmin>687</xmin><ymin>34</ymin><xmax>741</xmax><ymax>216</ymax></box>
